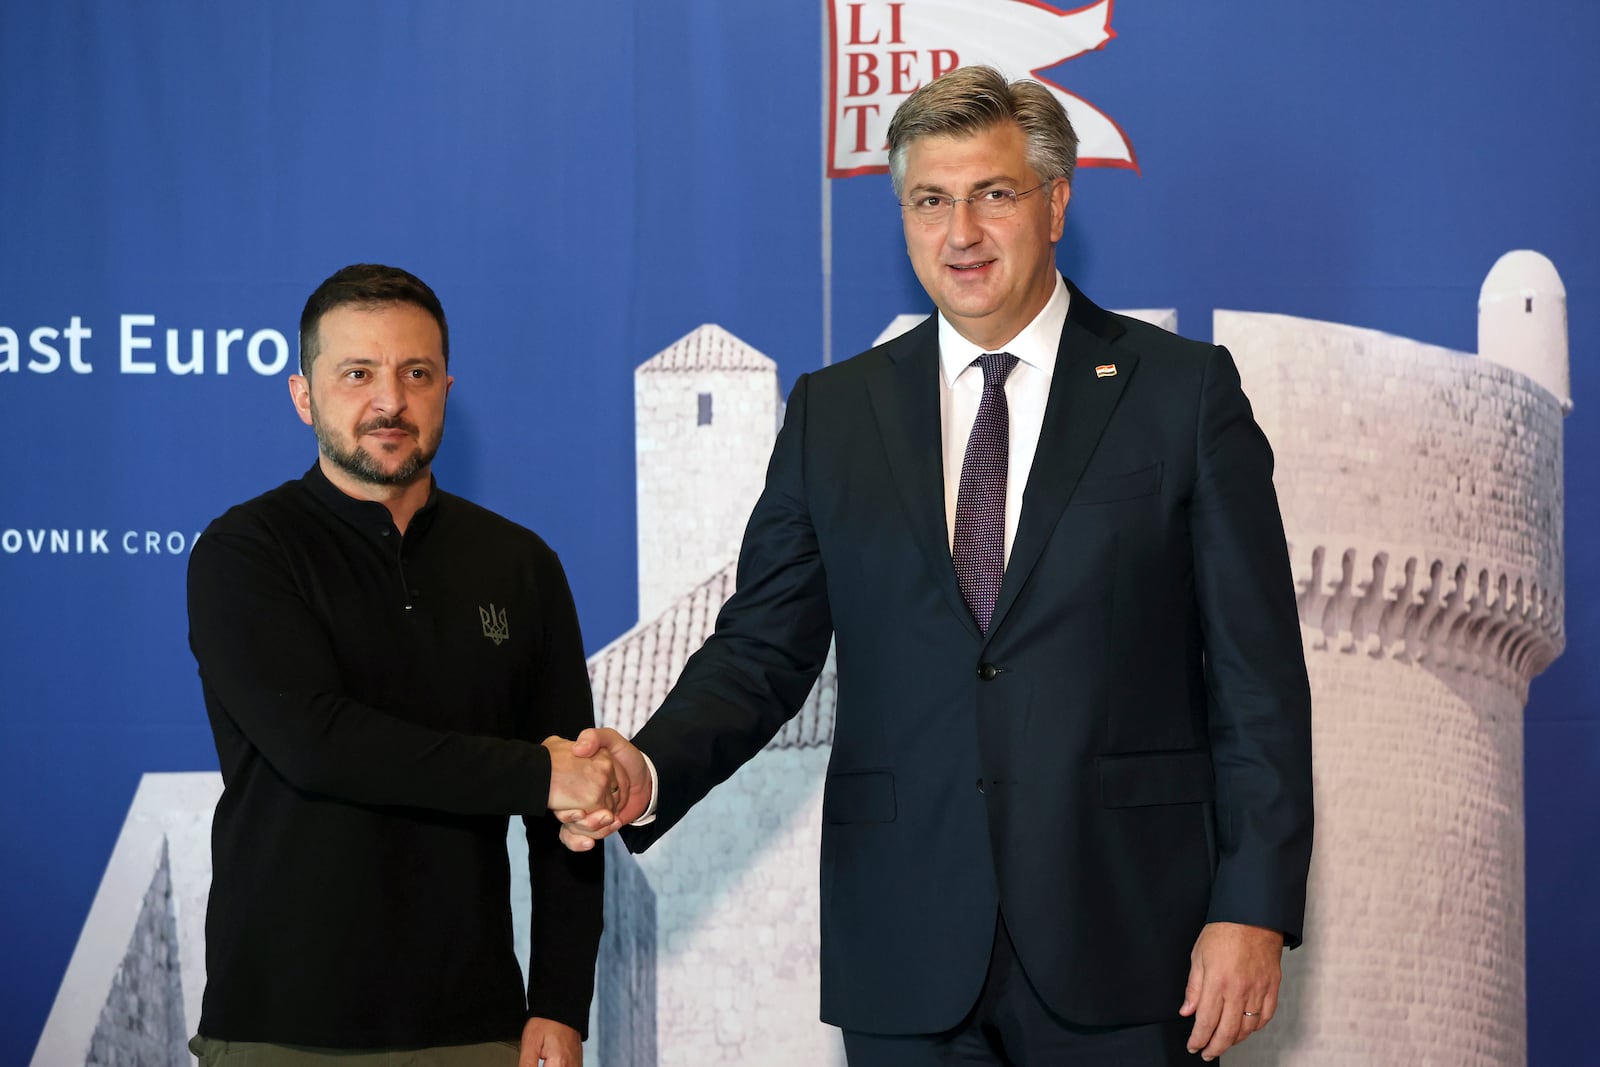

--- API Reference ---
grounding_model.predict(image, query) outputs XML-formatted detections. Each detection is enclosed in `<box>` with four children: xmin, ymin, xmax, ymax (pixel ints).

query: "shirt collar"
<box><xmin>938</xmin><ymin>273</ymin><xmax>1070</xmax><ymax>385</ymax></box>
<box><xmin>301</xmin><ymin>460</ymin><xmax>440</xmax><ymax>539</ymax></box>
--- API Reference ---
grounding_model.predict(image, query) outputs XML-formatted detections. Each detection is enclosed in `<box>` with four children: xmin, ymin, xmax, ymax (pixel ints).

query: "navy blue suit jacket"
<box><xmin>623</xmin><ymin>282</ymin><xmax>1313</xmax><ymax>1034</ymax></box>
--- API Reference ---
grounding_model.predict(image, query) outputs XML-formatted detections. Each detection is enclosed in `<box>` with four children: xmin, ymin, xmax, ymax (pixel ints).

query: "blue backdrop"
<box><xmin>2</xmin><ymin>2</ymin><xmax>1595</xmax><ymax>1063</ymax></box>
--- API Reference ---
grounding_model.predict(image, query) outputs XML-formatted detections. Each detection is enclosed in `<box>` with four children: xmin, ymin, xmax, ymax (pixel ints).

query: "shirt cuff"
<box><xmin>632</xmin><ymin>749</ymin><xmax>659</xmax><ymax>826</ymax></box>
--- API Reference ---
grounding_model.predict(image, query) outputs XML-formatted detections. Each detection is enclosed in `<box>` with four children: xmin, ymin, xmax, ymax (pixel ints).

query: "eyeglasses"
<box><xmin>899</xmin><ymin>182</ymin><xmax>1051</xmax><ymax>224</ymax></box>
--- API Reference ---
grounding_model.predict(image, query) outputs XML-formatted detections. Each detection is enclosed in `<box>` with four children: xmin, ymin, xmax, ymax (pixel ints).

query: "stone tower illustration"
<box><xmin>634</xmin><ymin>324</ymin><xmax>781</xmax><ymax>621</ymax></box>
<box><xmin>595</xmin><ymin>324</ymin><xmax>843</xmax><ymax>1066</ymax></box>
<box><xmin>1479</xmin><ymin>249</ymin><xmax>1571</xmax><ymax>412</ymax></box>
<box><xmin>1224</xmin><ymin>251</ymin><xmax>1569</xmax><ymax>1066</ymax></box>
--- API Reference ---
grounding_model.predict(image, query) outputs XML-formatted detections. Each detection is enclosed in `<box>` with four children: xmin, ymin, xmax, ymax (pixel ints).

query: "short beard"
<box><xmin>312</xmin><ymin>409</ymin><xmax>440</xmax><ymax>488</ymax></box>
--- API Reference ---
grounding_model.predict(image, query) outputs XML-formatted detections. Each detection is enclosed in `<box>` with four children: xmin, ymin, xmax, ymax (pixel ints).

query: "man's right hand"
<box><xmin>542</xmin><ymin>735</ymin><xmax>624</xmax><ymax>814</ymax></box>
<box><xmin>554</xmin><ymin>727</ymin><xmax>651</xmax><ymax>850</ymax></box>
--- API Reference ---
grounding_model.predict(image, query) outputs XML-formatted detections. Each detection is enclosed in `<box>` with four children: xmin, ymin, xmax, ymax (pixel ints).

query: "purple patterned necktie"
<box><xmin>952</xmin><ymin>352</ymin><xmax>1019</xmax><ymax>634</ymax></box>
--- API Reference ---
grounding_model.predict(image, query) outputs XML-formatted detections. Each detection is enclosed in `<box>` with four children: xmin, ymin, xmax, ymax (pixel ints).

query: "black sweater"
<box><xmin>187</xmin><ymin>463</ymin><xmax>602</xmax><ymax>1047</ymax></box>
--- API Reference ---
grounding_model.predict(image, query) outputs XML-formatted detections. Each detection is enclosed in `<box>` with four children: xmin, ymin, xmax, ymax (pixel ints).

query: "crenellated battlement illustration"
<box><xmin>1291</xmin><ymin>544</ymin><xmax>1562</xmax><ymax>684</ymax></box>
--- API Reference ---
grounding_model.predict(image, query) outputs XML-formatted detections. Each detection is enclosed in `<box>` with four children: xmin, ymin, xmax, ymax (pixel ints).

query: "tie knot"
<box><xmin>978</xmin><ymin>352</ymin><xmax>1019</xmax><ymax>389</ymax></box>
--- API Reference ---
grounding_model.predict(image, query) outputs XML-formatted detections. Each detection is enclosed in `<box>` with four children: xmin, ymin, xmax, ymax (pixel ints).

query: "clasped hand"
<box><xmin>542</xmin><ymin>728</ymin><xmax>650</xmax><ymax>848</ymax></box>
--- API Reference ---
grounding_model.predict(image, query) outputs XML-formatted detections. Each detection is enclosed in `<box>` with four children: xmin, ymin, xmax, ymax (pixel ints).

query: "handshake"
<box><xmin>541</xmin><ymin>728</ymin><xmax>651</xmax><ymax>852</ymax></box>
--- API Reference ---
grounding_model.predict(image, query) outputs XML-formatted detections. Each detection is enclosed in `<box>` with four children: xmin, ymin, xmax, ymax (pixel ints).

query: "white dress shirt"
<box><xmin>938</xmin><ymin>273</ymin><xmax>1069</xmax><ymax>562</ymax></box>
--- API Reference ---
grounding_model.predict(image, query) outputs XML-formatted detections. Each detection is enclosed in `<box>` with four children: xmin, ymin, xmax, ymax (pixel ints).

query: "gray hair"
<box><xmin>886</xmin><ymin>65</ymin><xmax>1078</xmax><ymax>198</ymax></box>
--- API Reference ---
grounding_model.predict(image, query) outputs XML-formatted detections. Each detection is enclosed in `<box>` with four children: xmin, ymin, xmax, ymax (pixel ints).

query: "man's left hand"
<box><xmin>1179</xmin><ymin>921</ymin><xmax>1284</xmax><ymax>1061</ymax></box>
<box><xmin>520</xmin><ymin>1016</ymin><xmax>582</xmax><ymax>1066</ymax></box>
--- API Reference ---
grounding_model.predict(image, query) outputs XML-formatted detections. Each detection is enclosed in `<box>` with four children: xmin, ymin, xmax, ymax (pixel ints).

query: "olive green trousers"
<box><xmin>188</xmin><ymin>1034</ymin><xmax>519</xmax><ymax>1066</ymax></box>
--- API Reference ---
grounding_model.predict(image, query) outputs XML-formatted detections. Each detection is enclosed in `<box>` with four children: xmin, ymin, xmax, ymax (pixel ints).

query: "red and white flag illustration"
<box><xmin>826</xmin><ymin>0</ymin><xmax>1137</xmax><ymax>177</ymax></box>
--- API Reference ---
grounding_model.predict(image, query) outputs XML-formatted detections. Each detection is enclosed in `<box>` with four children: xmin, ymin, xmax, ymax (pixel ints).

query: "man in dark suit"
<box><xmin>561</xmin><ymin>66</ymin><xmax>1312</xmax><ymax>1065</ymax></box>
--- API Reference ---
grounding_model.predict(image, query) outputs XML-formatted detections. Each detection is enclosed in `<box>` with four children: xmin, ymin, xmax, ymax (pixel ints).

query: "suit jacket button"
<box><xmin>977</xmin><ymin>663</ymin><xmax>998</xmax><ymax>681</ymax></box>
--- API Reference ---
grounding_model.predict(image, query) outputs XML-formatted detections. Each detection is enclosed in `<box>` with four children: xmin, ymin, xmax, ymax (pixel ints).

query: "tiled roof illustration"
<box><xmin>637</xmin><ymin>324</ymin><xmax>777</xmax><ymax>373</ymax></box>
<box><xmin>588</xmin><ymin>562</ymin><xmax>836</xmax><ymax>750</ymax></box>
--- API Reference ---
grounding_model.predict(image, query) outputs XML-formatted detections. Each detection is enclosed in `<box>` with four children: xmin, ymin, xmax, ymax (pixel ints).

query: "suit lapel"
<box><xmin>865</xmin><ymin>317</ymin><xmax>982</xmax><ymax>638</ymax></box>
<box><xmin>988</xmin><ymin>284</ymin><xmax>1136</xmax><ymax>640</ymax></box>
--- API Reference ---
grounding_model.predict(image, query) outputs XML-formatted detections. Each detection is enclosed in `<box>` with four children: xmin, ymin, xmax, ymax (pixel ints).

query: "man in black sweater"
<box><xmin>186</xmin><ymin>264</ymin><xmax>626</xmax><ymax>1066</ymax></box>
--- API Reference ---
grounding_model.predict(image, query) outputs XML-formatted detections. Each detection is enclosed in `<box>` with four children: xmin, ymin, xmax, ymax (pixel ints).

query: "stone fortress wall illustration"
<box><xmin>33</xmin><ymin>253</ymin><xmax>1567</xmax><ymax>1066</ymax></box>
<box><xmin>1226</xmin><ymin>250</ymin><xmax>1569</xmax><ymax>1067</ymax></box>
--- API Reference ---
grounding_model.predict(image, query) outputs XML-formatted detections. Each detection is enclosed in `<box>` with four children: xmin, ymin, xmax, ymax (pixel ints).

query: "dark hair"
<box><xmin>298</xmin><ymin>263</ymin><xmax>449</xmax><ymax>374</ymax></box>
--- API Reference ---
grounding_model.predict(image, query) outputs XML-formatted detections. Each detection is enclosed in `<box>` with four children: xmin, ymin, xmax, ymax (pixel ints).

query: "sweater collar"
<box><xmin>300</xmin><ymin>460</ymin><xmax>440</xmax><ymax>541</ymax></box>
